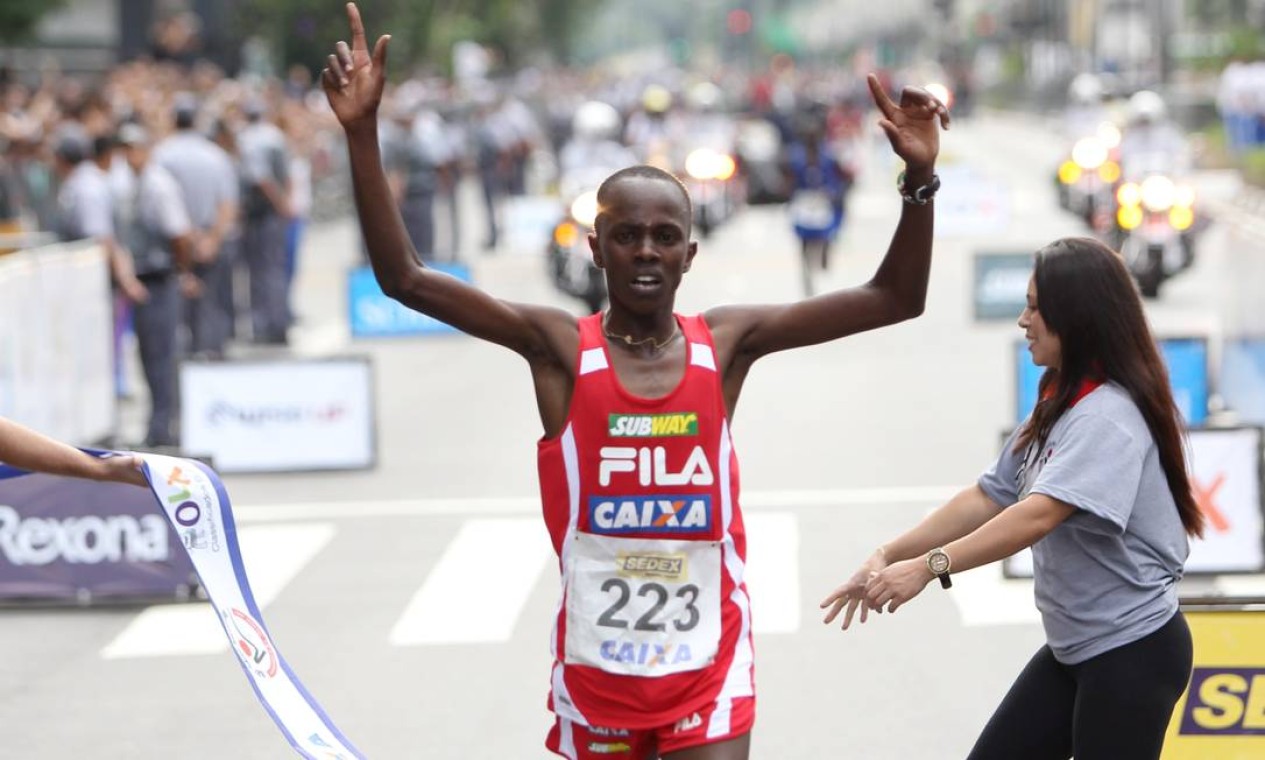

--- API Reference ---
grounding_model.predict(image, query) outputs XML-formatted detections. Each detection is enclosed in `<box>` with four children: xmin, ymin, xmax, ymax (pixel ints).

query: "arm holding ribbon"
<box><xmin>0</xmin><ymin>416</ymin><xmax>145</xmax><ymax>487</ymax></box>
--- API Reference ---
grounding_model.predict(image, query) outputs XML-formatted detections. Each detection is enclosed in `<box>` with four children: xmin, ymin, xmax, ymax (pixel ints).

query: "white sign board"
<box><xmin>1005</xmin><ymin>427</ymin><xmax>1264</xmax><ymax>577</ymax></box>
<box><xmin>180</xmin><ymin>358</ymin><xmax>375</xmax><ymax>473</ymax></box>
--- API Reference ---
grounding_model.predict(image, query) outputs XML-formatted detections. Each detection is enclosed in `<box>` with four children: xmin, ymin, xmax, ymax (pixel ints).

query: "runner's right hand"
<box><xmin>321</xmin><ymin>2</ymin><xmax>391</xmax><ymax>132</ymax></box>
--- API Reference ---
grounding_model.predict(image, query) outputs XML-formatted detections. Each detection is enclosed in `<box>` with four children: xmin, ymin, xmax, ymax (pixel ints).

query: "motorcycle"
<box><xmin>1112</xmin><ymin>171</ymin><xmax>1197</xmax><ymax>299</ymax></box>
<box><xmin>1056</xmin><ymin>121</ymin><xmax>1122</xmax><ymax>235</ymax></box>
<box><xmin>547</xmin><ymin>166</ymin><xmax>609</xmax><ymax>314</ymax></box>
<box><xmin>683</xmin><ymin>144</ymin><xmax>740</xmax><ymax>237</ymax></box>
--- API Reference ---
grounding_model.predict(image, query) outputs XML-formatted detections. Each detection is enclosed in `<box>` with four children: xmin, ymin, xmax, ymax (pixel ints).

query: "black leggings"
<box><xmin>966</xmin><ymin>612</ymin><xmax>1193</xmax><ymax>760</ymax></box>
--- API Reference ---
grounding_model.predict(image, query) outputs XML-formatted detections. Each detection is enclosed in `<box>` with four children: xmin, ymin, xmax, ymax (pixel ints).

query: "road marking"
<box><xmin>233</xmin><ymin>487</ymin><xmax>958</xmax><ymax>523</ymax></box>
<box><xmin>949</xmin><ymin>562</ymin><xmax>1039</xmax><ymax>627</ymax></box>
<box><xmin>744</xmin><ymin>512</ymin><xmax>800</xmax><ymax>634</ymax></box>
<box><xmin>101</xmin><ymin>524</ymin><xmax>336</xmax><ymax>659</ymax></box>
<box><xmin>389</xmin><ymin>518</ymin><xmax>553</xmax><ymax>646</ymax></box>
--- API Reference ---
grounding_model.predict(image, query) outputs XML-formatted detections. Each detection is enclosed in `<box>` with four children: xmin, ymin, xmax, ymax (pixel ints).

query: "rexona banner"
<box><xmin>0</xmin><ymin>463</ymin><xmax>195</xmax><ymax>602</ymax></box>
<box><xmin>1163</xmin><ymin>602</ymin><xmax>1265</xmax><ymax>759</ymax></box>
<box><xmin>0</xmin><ymin>452</ymin><xmax>363</xmax><ymax>758</ymax></box>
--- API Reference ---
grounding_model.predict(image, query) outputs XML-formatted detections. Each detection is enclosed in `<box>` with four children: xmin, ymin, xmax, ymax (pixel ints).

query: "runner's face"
<box><xmin>1018</xmin><ymin>276</ymin><xmax>1061</xmax><ymax>370</ymax></box>
<box><xmin>590</xmin><ymin>177</ymin><xmax>696</xmax><ymax>312</ymax></box>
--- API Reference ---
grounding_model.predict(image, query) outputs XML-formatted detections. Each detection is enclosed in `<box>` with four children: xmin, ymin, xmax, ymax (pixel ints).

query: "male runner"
<box><xmin>322</xmin><ymin>5</ymin><xmax>947</xmax><ymax>757</ymax></box>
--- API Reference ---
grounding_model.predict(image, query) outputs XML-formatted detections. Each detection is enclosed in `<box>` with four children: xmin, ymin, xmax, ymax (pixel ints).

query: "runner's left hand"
<box><xmin>866</xmin><ymin>73</ymin><xmax>949</xmax><ymax>173</ymax></box>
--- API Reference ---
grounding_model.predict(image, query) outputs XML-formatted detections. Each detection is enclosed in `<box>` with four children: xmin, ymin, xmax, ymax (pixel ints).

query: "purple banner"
<box><xmin>0</xmin><ymin>465</ymin><xmax>196</xmax><ymax>602</ymax></box>
<box><xmin>1180</xmin><ymin>667</ymin><xmax>1265</xmax><ymax>735</ymax></box>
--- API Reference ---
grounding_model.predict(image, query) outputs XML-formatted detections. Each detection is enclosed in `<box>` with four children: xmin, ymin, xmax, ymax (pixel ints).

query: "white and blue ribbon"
<box><xmin>140</xmin><ymin>453</ymin><xmax>363</xmax><ymax>759</ymax></box>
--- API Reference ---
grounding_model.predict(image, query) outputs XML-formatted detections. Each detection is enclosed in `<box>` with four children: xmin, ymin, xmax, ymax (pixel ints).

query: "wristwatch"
<box><xmin>897</xmin><ymin>171</ymin><xmax>941</xmax><ymax>205</ymax></box>
<box><xmin>926</xmin><ymin>548</ymin><xmax>952</xmax><ymax>589</ymax></box>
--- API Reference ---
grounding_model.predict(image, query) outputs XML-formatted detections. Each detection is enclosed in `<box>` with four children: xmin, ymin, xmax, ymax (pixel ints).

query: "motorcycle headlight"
<box><xmin>1098</xmin><ymin>161</ymin><xmax>1120</xmax><ymax>184</ymax></box>
<box><xmin>553</xmin><ymin>221</ymin><xmax>580</xmax><ymax>249</ymax></box>
<box><xmin>1140</xmin><ymin>175</ymin><xmax>1176</xmax><ymax>212</ymax></box>
<box><xmin>1169</xmin><ymin>206</ymin><xmax>1194</xmax><ymax>231</ymax></box>
<box><xmin>1096</xmin><ymin>122</ymin><xmax>1122</xmax><ymax>149</ymax></box>
<box><xmin>1116</xmin><ymin>182</ymin><xmax>1142</xmax><ymax>207</ymax></box>
<box><xmin>1071</xmin><ymin>137</ymin><xmax>1107</xmax><ymax>170</ymax></box>
<box><xmin>925</xmin><ymin>82</ymin><xmax>954</xmax><ymax>110</ymax></box>
<box><xmin>1118</xmin><ymin>204</ymin><xmax>1143</xmax><ymax>230</ymax></box>
<box><xmin>685</xmin><ymin>148</ymin><xmax>736</xmax><ymax>181</ymax></box>
<box><xmin>570</xmin><ymin>191</ymin><xmax>599</xmax><ymax>228</ymax></box>
<box><xmin>1058</xmin><ymin>161</ymin><xmax>1082</xmax><ymax>185</ymax></box>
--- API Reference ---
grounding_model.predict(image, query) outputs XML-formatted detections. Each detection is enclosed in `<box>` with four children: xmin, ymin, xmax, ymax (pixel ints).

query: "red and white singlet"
<box><xmin>537</xmin><ymin>313</ymin><xmax>755</xmax><ymax>730</ymax></box>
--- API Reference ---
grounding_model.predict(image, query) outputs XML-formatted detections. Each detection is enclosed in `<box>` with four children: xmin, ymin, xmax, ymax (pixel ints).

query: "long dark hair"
<box><xmin>1016</xmin><ymin>237</ymin><xmax>1204</xmax><ymax>537</ymax></box>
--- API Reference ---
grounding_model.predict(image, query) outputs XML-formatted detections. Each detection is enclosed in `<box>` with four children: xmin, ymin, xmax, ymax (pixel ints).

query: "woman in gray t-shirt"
<box><xmin>822</xmin><ymin>237</ymin><xmax>1203</xmax><ymax>760</ymax></box>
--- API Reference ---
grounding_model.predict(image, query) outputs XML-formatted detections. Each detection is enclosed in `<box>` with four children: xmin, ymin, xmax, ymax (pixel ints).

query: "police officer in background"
<box><xmin>236</xmin><ymin>96</ymin><xmax>293</xmax><ymax>345</ymax></box>
<box><xmin>382</xmin><ymin>97</ymin><xmax>440</xmax><ymax>262</ymax></box>
<box><xmin>116</xmin><ymin>123</ymin><xmax>195</xmax><ymax>448</ymax></box>
<box><xmin>154</xmin><ymin>93</ymin><xmax>239</xmax><ymax>359</ymax></box>
<box><xmin>52</xmin><ymin>124</ymin><xmax>147</xmax><ymax>305</ymax></box>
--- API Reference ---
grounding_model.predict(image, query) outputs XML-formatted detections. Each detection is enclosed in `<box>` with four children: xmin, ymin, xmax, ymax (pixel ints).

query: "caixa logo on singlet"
<box><xmin>588</xmin><ymin>496</ymin><xmax>713</xmax><ymax>535</ymax></box>
<box><xmin>224</xmin><ymin>608</ymin><xmax>279</xmax><ymax>680</ymax></box>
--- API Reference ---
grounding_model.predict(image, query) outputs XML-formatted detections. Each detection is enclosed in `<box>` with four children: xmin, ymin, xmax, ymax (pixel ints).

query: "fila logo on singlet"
<box><xmin>598</xmin><ymin>446</ymin><xmax>714</xmax><ymax>487</ymax></box>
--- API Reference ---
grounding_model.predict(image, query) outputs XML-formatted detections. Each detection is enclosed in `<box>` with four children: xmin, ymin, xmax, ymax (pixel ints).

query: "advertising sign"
<box><xmin>1163</xmin><ymin>601</ymin><xmax>1265</xmax><ymax>758</ymax></box>
<box><xmin>180</xmin><ymin>357</ymin><xmax>376</xmax><ymax>473</ymax></box>
<box><xmin>347</xmin><ymin>263</ymin><xmax>471</xmax><ymax>338</ymax></box>
<box><xmin>972</xmin><ymin>252</ymin><xmax>1032</xmax><ymax>321</ymax></box>
<box><xmin>1014</xmin><ymin>336</ymin><xmax>1209</xmax><ymax>425</ymax></box>
<box><xmin>934</xmin><ymin>165</ymin><xmax>1011</xmax><ymax>238</ymax></box>
<box><xmin>1004</xmin><ymin>427</ymin><xmax>1264</xmax><ymax>577</ymax></box>
<box><xmin>0</xmin><ymin>463</ymin><xmax>195</xmax><ymax>602</ymax></box>
<box><xmin>1222</xmin><ymin>338</ymin><xmax>1265</xmax><ymax>425</ymax></box>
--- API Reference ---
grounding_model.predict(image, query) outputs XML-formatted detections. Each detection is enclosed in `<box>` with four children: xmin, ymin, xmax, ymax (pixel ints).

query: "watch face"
<box><xmin>928</xmin><ymin>551</ymin><xmax>950</xmax><ymax>574</ymax></box>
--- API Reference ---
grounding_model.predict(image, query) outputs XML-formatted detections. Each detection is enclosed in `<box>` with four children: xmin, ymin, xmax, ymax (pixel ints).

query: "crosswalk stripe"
<box><xmin>389</xmin><ymin>518</ymin><xmax>553</xmax><ymax>646</ymax></box>
<box><xmin>744</xmin><ymin>512</ymin><xmax>801</xmax><ymax>634</ymax></box>
<box><xmin>951</xmin><ymin>562</ymin><xmax>1039</xmax><ymax>627</ymax></box>
<box><xmin>101</xmin><ymin>523</ymin><xmax>336</xmax><ymax>659</ymax></box>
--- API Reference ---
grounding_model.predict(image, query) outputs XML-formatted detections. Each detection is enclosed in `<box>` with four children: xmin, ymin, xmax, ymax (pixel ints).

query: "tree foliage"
<box><xmin>0</xmin><ymin>0</ymin><xmax>69</xmax><ymax>43</ymax></box>
<box><xmin>233</xmin><ymin>0</ymin><xmax>600</xmax><ymax>77</ymax></box>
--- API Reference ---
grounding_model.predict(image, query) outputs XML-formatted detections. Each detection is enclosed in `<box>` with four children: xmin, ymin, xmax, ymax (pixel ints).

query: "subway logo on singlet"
<box><xmin>608</xmin><ymin>412</ymin><xmax>699</xmax><ymax>438</ymax></box>
<box><xmin>588</xmin><ymin>496</ymin><xmax>713</xmax><ymax>535</ymax></box>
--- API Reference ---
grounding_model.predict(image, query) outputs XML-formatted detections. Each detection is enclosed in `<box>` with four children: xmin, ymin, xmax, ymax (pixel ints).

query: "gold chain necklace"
<box><xmin>602</xmin><ymin>311</ymin><xmax>680</xmax><ymax>351</ymax></box>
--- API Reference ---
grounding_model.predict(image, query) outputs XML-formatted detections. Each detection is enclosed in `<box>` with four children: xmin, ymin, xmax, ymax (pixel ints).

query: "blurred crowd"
<box><xmin>0</xmin><ymin>33</ymin><xmax>910</xmax><ymax>448</ymax></box>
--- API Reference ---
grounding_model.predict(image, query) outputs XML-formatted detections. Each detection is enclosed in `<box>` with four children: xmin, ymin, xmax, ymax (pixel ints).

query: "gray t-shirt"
<box><xmin>978</xmin><ymin>382</ymin><xmax>1189</xmax><ymax>664</ymax></box>
<box><xmin>153</xmin><ymin>131</ymin><xmax>238</xmax><ymax>230</ymax></box>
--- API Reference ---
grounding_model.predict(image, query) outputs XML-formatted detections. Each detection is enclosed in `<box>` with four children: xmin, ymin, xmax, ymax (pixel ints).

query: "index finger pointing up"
<box><xmin>347</xmin><ymin>2</ymin><xmax>367</xmax><ymax>52</ymax></box>
<box><xmin>867</xmin><ymin>73</ymin><xmax>897</xmax><ymax>120</ymax></box>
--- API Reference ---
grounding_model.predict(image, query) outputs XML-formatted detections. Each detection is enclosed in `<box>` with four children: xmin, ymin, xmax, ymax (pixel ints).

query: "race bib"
<box><xmin>565</xmin><ymin>534</ymin><xmax>721</xmax><ymax>678</ymax></box>
<box><xmin>789</xmin><ymin>190</ymin><xmax>836</xmax><ymax>229</ymax></box>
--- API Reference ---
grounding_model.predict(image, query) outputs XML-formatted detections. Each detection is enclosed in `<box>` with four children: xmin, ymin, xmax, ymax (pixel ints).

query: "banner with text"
<box><xmin>0</xmin><ymin>466</ymin><xmax>195</xmax><ymax>602</ymax></box>
<box><xmin>180</xmin><ymin>358</ymin><xmax>375</xmax><ymax>474</ymax></box>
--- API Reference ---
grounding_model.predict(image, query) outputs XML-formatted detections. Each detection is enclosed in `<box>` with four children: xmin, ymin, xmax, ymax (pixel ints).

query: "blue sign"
<box><xmin>1015</xmin><ymin>337</ymin><xmax>1209</xmax><ymax>425</ymax></box>
<box><xmin>1222</xmin><ymin>338</ymin><xmax>1265</xmax><ymax>425</ymax></box>
<box><xmin>347</xmin><ymin>263</ymin><xmax>471</xmax><ymax>338</ymax></box>
<box><xmin>973</xmin><ymin>252</ymin><xmax>1032</xmax><ymax>321</ymax></box>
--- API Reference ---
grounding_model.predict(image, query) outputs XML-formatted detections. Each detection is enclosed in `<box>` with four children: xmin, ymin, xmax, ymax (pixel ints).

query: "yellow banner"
<box><xmin>1163</xmin><ymin>609</ymin><xmax>1265</xmax><ymax>759</ymax></box>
